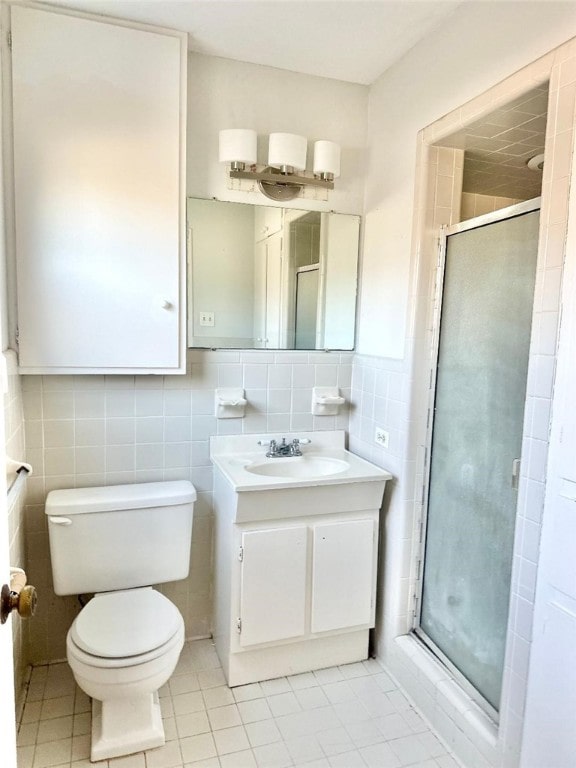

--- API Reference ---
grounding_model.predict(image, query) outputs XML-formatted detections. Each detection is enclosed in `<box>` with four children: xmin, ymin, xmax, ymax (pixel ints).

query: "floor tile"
<box><xmin>245</xmin><ymin>720</ymin><xmax>283</xmax><ymax>748</ymax></box>
<box><xmin>238</xmin><ymin>698</ymin><xmax>273</xmax><ymax>724</ymax></box>
<box><xmin>180</xmin><ymin>733</ymin><xmax>217</xmax><ymax>763</ymax></box>
<box><xmin>284</xmin><ymin>735</ymin><xmax>324</xmax><ymax>764</ymax></box>
<box><xmin>144</xmin><ymin>740</ymin><xmax>183</xmax><ymax>768</ymax></box>
<box><xmin>213</xmin><ymin>725</ymin><xmax>251</xmax><ymax>755</ymax></box>
<box><xmin>208</xmin><ymin>704</ymin><xmax>242</xmax><ymax>731</ymax></box>
<box><xmin>253</xmin><ymin>741</ymin><xmax>293</xmax><ymax>768</ymax></box>
<box><xmin>18</xmin><ymin>639</ymin><xmax>459</xmax><ymax>768</ymax></box>
<box><xmin>36</xmin><ymin>715</ymin><xmax>74</xmax><ymax>743</ymax></box>
<box><xmin>233</xmin><ymin>683</ymin><xmax>265</xmax><ymax>703</ymax></box>
<box><xmin>219</xmin><ymin>749</ymin><xmax>258</xmax><ymax>768</ymax></box>
<box><xmin>359</xmin><ymin>741</ymin><xmax>401</xmax><ymax>768</ymax></box>
<box><xmin>327</xmin><ymin>750</ymin><xmax>367</xmax><ymax>767</ymax></box>
<box><xmin>267</xmin><ymin>692</ymin><xmax>301</xmax><ymax>717</ymax></box>
<box><xmin>293</xmin><ymin>688</ymin><xmax>329</xmax><ymax>711</ymax></box>
<box><xmin>176</xmin><ymin>711</ymin><xmax>211</xmax><ymax>738</ymax></box>
<box><xmin>203</xmin><ymin>686</ymin><xmax>236</xmax><ymax>710</ymax></box>
<box><xmin>260</xmin><ymin>678</ymin><xmax>292</xmax><ymax>696</ymax></box>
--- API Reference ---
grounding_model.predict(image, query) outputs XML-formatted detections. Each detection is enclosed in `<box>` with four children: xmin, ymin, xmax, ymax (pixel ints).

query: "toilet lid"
<box><xmin>71</xmin><ymin>589</ymin><xmax>182</xmax><ymax>658</ymax></box>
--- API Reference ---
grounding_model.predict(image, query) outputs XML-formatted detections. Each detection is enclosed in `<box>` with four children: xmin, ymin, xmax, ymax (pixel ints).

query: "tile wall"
<box><xmin>460</xmin><ymin>193</ymin><xmax>524</xmax><ymax>221</ymax></box>
<box><xmin>365</xmin><ymin>37</ymin><xmax>576</xmax><ymax>768</ymax></box>
<box><xmin>4</xmin><ymin>349</ymin><xmax>29</xmax><ymax>711</ymax></box>
<box><xmin>20</xmin><ymin>349</ymin><xmax>352</xmax><ymax>664</ymax></box>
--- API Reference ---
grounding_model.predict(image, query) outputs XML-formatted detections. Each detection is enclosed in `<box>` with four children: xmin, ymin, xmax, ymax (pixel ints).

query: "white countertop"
<box><xmin>210</xmin><ymin>431</ymin><xmax>392</xmax><ymax>492</ymax></box>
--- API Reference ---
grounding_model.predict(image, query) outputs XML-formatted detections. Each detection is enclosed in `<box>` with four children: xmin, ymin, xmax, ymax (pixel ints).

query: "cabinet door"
<box><xmin>311</xmin><ymin>519</ymin><xmax>375</xmax><ymax>633</ymax></box>
<box><xmin>265</xmin><ymin>232</ymin><xmax>283</xmax><ymax>348</ymax></box>
<box><xmin>240</xmin><ymin>527</ymin><xmax>307</xmax><ymax>647</ymax></box>
<box><xmin>253</xmin><ymin>241</ymin><xmax>267</xmax><ymax>348</ymax></box>
<box><xmin>11</xmin><ymin>6</ymin><xmax>186</xmax><ymax>373</ymax></box>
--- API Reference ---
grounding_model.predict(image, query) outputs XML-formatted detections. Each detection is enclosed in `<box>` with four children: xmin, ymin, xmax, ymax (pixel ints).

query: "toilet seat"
<box><xmin>70</xmin><ymin>588</ymin><xmax>183</xmax><ymax>665</ymax></box>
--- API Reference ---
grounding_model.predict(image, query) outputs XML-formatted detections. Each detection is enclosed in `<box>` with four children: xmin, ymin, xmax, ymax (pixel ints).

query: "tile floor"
<box><xmin>17</xmin><ymin>640</ymin><xmax>461</xmax><ymax>768</ymax></box>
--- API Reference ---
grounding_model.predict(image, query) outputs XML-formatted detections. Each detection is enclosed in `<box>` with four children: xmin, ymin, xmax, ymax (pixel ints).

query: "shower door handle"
<box><xmin>511</xmin><ymin>459</ymin><xmax>521</xmax><ymax>490</ymax></box>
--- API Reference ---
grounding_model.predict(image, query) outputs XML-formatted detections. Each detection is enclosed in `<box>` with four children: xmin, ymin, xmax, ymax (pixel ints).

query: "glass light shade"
<box><xmin>313</xmin><ymin>140</ymin><xmax>341</xmax><ymax>178</ymax></box>
<box><xmin>268</xmin><ymin>133</ymin><xmax>307</xmax><ymax>171</ymax></box>
<box><xmin>218</xmin><ymin>129</ymin><xmax>257</xmax><ymax>165</ymax></box>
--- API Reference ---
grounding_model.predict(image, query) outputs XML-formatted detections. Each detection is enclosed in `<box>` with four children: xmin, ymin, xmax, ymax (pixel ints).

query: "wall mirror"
<box><xmin>187</xmin><ymin>198</ymin><xmax>360</xmax><ymax>349</ymax></box>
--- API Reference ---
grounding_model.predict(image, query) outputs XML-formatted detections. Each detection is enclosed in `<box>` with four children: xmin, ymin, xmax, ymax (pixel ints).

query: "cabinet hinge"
<box><xmin>7</xmin><ymin>31</ymin><xmax>12</xmax><ymax>50</ymax></box>
<box><xmin>15</xmin><ymin>326</ymin><xmax>19</xmax><ymax>348</ymax></box>
<box><xmin>412</xmin><ymin>593</ymin><xmax>420</xmax><ymax>621</ymax></box>
<box><xmin>238</xmin><ymin>546</ymin><xmax>243</xmax><ymax>562</ymax></box>
<box><xmin>236</xmin><ymin>617</ymin><xmax>242</xmax><ymax>634</ymax></box>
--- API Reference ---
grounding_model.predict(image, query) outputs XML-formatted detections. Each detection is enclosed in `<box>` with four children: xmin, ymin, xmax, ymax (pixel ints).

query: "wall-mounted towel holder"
<box><xmin>215</xmin><ymin>388</ymin><xmax>247</xmax><ymax>419</ymax></box>
<box><xmin>311</xmin><ymin>386</ymin><xmax>345</xmax><ymax>416</ymax></box>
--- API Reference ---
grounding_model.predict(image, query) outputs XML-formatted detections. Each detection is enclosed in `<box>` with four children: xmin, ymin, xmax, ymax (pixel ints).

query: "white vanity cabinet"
<box><xmin>237</xmin><ymin>518</ymin><xmax>376</xmax><ymax>650</ymax></box>
<box><xmin>10</xmin><ymin>5</ymin><xmax>187</xmax><ymax>374</ymax></box>
<box><xmin>210</xmin><ymin>430</ymin><xmax>391</xmax><ymax>687</ymax></box>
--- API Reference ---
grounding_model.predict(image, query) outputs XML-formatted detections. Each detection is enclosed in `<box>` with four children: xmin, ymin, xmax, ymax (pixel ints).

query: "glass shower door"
<box><xmin>418</xmin><ymin>206</ymin><xmax>540</xmax><ymax>713</ymax></box>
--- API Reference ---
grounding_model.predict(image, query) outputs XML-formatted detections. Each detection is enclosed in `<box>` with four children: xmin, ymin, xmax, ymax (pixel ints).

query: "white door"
<box><xmin>311</xmin><ymin>520</ymin><xmax>375</xmax><ymax>634</ymax></box>
<box><xmin>0</xmin><ymin>28</ymin><xmax>18</xmax><ymax>766</ymax></box>
<box><xmin>239</xmin><ymin>527</ymin><xmax>307</xmax><ymax>647</ymax></box>
<box><xmin>253</xmin><ymin>241</ymin><xmax>267</xmax><ymax>348</ymax></box>
<box><xmin>265</xmin><ymin>233</ymin><xmax>283</xmax><ymax>348</ymax></box>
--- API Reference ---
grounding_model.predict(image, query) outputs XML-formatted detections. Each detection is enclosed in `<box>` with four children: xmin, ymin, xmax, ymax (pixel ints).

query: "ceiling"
<box><xmin>438</xmin><ymin>84</ymin><xmax>548</xmax><ymax>199</ymax></box>
<box><xmin>45</xmin><ymin>0</ymin><xmax>463</xmax><ymax>85</ymax></box>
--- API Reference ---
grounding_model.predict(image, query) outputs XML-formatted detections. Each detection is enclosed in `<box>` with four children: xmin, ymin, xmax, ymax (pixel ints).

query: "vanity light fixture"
<box><xmin>218</xmin><ymin>129</ymin><xmax>341</xmax><ymax>201</ymax></box>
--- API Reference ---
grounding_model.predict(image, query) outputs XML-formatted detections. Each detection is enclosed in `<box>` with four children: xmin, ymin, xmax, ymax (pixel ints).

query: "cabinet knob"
<box><xmin>161</xmin><ymin>300</ymin><xmax>173</xmax><ymax>310</ymax></box>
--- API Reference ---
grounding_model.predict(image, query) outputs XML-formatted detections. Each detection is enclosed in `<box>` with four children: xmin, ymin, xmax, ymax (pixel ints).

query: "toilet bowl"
<box><xmin>45</xmin><ymin>480</ymin><xmax>196</xmax><ymax>761</ymax></box>
<box><xmin>66</xmin><ymin>588</ymin><xmax>184</xmax><ymax>760</ymax></box>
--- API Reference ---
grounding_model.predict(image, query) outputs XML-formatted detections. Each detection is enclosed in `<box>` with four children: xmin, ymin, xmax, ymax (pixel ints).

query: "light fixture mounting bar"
<box><xmin>229</xmin><ymin>168</ymin><xmax>334</xmax><ymax>190</ymax></box>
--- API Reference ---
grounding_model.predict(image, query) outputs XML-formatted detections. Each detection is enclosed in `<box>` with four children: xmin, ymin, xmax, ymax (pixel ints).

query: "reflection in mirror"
<box><xmin>187</xmin><ymin>198</ymin><xmax>359</xmax><ymax>350</ymax></box>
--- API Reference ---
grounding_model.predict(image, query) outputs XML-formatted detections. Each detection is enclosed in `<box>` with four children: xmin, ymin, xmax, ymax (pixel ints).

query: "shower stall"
<box><xmin>415</xmin><ymin>199</ymin><xmax>540</xmax><ymax>716</ymax></box>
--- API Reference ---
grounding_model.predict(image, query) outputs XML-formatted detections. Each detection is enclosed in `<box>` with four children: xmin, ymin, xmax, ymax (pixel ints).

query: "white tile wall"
<box><xmin>349</xmin><ymin>36</ymin><xmax>576</xmax><ymax>768</ymax></box>
<box><xmin>21</xmin><ymin>349</ymin><xmax>353</xmax><ymax>664</ymax></box>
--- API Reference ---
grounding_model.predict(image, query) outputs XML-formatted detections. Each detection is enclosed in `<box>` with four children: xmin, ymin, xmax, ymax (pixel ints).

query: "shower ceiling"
<box><xmin>438</xmin><ymin>84</ymin><xmax>548</xmax><ymax>200</ymax></box>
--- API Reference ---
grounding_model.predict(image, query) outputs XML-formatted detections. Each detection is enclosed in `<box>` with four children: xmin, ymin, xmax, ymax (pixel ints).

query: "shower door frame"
<box><xmin>412</xmin><ymin>196</ymin><xmax>542</xmax><ymax>722</ymax></box>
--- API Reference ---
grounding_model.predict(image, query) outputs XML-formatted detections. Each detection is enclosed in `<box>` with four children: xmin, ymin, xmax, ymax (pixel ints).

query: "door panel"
<box><xmin>11</xmin><ymin>6</ymin><xmax>184</xmax><ymax>371</ymax></box>
<box><xmin>240</xmin><ymin>527</ymin><xmax>307</xmax><ymax>647</ymax></box>
<box><xmin>420</xmin><ymin>209</ymin><xmax>539</xmax><ymax>711</ymax></box>
<box><xmin>311</xmin><ymin>520</ymin><xmax>374</xmax><ymax>633</ymax></box>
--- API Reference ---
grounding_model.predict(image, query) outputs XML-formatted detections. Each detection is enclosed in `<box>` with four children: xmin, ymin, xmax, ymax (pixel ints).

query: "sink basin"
<box><xmin>210</xmin><ymin>430</ymin><xmax>392</xmax><ymax>496</ymax></box>
<box><xmin>246</xmin><ymin>455</ymin><xmax>350</xmax><ymax>478</ymax></box>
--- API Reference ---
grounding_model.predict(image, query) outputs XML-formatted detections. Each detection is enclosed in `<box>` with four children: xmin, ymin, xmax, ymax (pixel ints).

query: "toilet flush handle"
<box><xmin>49</xmin><ymin>516</ymin><xmax>72</xmax><ymax>526</ymax></box>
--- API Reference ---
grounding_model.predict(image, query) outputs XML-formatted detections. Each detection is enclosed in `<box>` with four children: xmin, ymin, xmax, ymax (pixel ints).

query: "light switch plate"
<box><xmin>199</xmin><ymin>311</ymin><xmax>214</xmax><ymax>327</ymax></box>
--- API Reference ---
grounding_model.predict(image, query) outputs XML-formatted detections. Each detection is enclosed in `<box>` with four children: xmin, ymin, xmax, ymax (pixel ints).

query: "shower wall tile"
<box><xmin>21</xmin><ymin>348</ymin><xmax>353</xmax><ymax>665</ymax></box>
<box><xmin>368</xmin><ymin>38</ymin><xmax>576</xmax><ymax>768</ymax></box>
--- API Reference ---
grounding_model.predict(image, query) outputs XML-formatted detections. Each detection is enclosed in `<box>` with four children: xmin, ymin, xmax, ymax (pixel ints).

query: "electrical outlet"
<box><xmin>199</xmin><ymin>311</ymin><xmax>215</xmax><ymax>327</ymax></box>
<box><xmin>375</xmin><ymin>427</ymin><xmax>389</xmax><ymax>448</ymax></box>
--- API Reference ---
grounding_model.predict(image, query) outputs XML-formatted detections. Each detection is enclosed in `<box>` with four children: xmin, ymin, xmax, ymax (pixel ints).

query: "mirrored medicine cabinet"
<box><xmin>187</xmin><ymin>198</ymin><xmax>360</xmax><ymax>350</ymax></box>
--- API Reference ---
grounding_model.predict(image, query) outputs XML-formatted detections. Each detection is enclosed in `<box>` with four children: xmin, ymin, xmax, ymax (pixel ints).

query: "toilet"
<box><xmin>45</xmin><ymin>480</ymin><xmax>196</xmax><ymax>761</ymax></box>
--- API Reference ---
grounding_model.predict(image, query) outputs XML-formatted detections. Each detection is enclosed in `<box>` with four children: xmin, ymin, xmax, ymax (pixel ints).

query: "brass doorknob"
<box><xmin>1</xmin><ymin>583</ymin><xmax>37</xmax><ymax>624</ymax></box>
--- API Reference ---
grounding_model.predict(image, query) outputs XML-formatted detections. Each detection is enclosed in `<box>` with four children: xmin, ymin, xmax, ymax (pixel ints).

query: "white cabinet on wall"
<box><xmin>10</xmin><ymin>5</ymin><xmax>187</xmax><ymax>374</ymax></box>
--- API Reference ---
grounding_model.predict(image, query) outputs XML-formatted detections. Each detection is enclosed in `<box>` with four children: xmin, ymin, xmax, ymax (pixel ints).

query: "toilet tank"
<box><xmin>45</xmin><ymin>481</ymin><xmax>196</xmax><ymax>596</ymax></box>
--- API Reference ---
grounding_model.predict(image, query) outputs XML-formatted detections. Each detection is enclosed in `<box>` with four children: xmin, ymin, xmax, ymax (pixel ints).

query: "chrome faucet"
<box><xmin>257</xmin><ymin>437</ymin><xmax>311</xmax><ymax>458</ymax></box>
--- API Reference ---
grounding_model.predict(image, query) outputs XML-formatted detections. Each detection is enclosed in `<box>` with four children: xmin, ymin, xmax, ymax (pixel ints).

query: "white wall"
<box><xmin>358</xmin><ymin>0</ymin><xmax>576</xmax><ymax>358</ymax></box>
<box><xmin>188</xmin><ymin>198</ymin><xmax>255</xmax><ymax>345</ymax></box>
<box><xmin>186</xmin><ymin>52</ymin><xmax>368</xmax><ymax>215</ymax></box>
